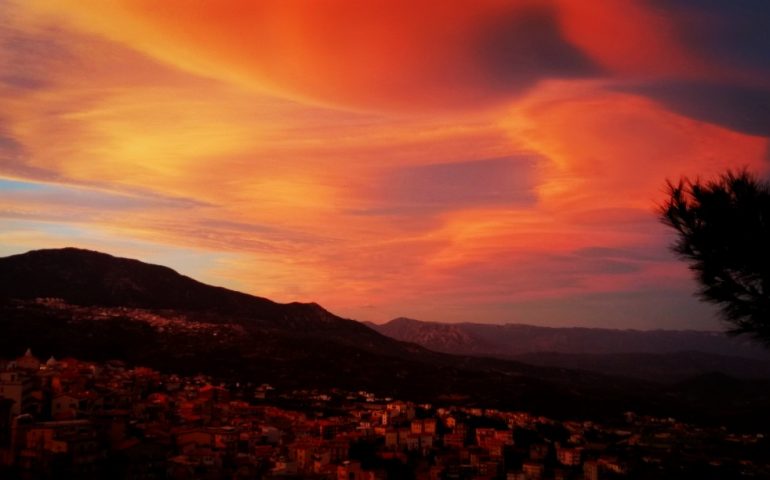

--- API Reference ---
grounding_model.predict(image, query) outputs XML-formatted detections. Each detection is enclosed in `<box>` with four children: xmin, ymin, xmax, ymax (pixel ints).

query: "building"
<box><xmin>0</xmin><ymin>371</ymin><xmax>36</xmax><ymax>417</ymax></box>
<box><xmin>557</xmin><ymin>446</ymin><xmax>582</xmax><ymax>466</ymax></box>
<box><xmin>15</xmin><ymin>420</ymin><xmax>104</xmax><ymax>478</ymax></box>
<box><xmin>411</xmin><ymin>418</ymin><xmax>436</xmax><ymax>434</ymax></box>
<box><xmin>522</xmin><ymin>461</ymin><xmax>544</xmax><ymax>480</ymax></box>
<box><xmin>52</xmin><ymin>394</ymin><xmax>81</xmax><ymax>420</ymax></box>
<box><xmin>337</xmin><ymin>460</ymin><xmax>385</xmax><ymax>480</ymax></box>
<box><xmin>15</xmin><ymin>349</ymin><xmax>41</xmax><ymax>372</ymax></box>
<box><xmin>583</xmin><ymin>460</ymin><xmax>599</xmax><ymax>480</ymax></box>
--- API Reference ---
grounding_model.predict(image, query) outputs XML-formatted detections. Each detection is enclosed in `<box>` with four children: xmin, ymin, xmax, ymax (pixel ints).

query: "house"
<box><xmin>51</xmin><ymin>391</ymin><xmax>100</xmax><ymax>420</ymax></box>
<box><xmin>0</xmin><ymin>371</ymin><xmax>36</xmax><ymax>417</ymax></box>
<box><xmin>521</xmin><ymin>461</ymin><xmax>544</xmax><ymax>480</ymax></box>
<box><xmin>15</xmin><ymin>420</ymin><xmax>103</xmax><ymax>478</ymax></box>
<box><xmin>444</xmin><ymin>432</ymin><xmax>465</xmax><ymax>449</ymax></box>
<box><xmin>52</xmin><ymin>394</ymin><xmax>81</xmax><ymax>419</ymax></box>
<box><xmin>337</xmin><ymin>460</ymin><xmax>385</xmax><ymax>480</ymax></box>
<box><xmin>411</xmin><ymin>418</ymin><xmax>436</xmax><ymax>434</ymax></box>
<box><xmin>556</xmin><ymin>445</ymin><xmax>582</xmax><ymax>466</ymax></box>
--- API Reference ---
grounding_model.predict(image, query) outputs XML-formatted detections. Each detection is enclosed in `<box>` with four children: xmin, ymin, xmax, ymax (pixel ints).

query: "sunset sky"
<box><xmin>1</xmin><ymin>1</ymin><xmax>769</xmax><ymax>329</ymax></box>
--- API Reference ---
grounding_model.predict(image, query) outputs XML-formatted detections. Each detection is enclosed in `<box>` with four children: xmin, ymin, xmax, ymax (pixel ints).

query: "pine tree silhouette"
<box><xmin>661</xmin><ymin>170</ymin><xmax>770</xmax><ymax>345</ymax></box>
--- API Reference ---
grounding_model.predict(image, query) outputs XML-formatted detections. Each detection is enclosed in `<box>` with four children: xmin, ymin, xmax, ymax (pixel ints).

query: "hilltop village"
<box><xmin>0</xmin><ymin>349</ymin><xmax>767</xmax><ymax>479</ymax></box>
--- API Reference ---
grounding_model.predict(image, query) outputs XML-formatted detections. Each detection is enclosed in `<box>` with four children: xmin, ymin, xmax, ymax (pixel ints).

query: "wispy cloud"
<box><xmin>1</xmin><ymin>0</ymin><xmax>768</xmax><ymax>328</ymax></box>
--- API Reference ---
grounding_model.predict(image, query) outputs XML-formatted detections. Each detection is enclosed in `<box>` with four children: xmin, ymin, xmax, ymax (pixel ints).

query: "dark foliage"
<box><xmin>660</xmin><ymin>170</ymin><xmax>770</xmax><ymax>344</ymax></box>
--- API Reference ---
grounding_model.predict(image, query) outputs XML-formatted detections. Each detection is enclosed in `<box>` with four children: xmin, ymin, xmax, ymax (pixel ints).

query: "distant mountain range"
<box><xmin>367</xmin><ymin>317</ymin><xmax>769</xmax><ymax>358</ymax></box>
<box><xmin>366</xmin><ymin>318</ymin><xmax>770</xmax><ymax>381</ymax></box>
<box><xmin>2</xmin><ymin>248</ymin><xmax>770</xmax><ymax>428</ymax></box>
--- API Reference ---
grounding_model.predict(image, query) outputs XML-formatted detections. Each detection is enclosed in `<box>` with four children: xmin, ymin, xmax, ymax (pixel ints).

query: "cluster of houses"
<box><xmin>0</xmin><ymin>349</ymin><xmax>767</xmax><ymax>479</ymax></box>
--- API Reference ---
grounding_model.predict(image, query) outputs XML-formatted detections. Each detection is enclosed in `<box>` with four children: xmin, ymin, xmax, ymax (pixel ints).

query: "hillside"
<box><xmin>367</xmin><ymin>318</ymin><xmax>770</xmax><ymax>381</ymax></box>
<box><xmin>2</xmin><ymin>248</ymin><xmax>770</xmax><ymax>427</ymax></box>
<box><xmin>0</xmin><ymin>249</ymin><xmax>631</xmax><ymax>416</ymax></box>
<box><xmin>368</xmin><ymin>317</ymin><xmax>770</xmax><ymax>358</ymax></box>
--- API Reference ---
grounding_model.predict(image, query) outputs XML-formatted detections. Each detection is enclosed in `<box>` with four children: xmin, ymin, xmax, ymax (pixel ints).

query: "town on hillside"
<box><xmin>1</xmin><ymin>349</ymin><xmax>767</xmax><ymax>479</ymax></box>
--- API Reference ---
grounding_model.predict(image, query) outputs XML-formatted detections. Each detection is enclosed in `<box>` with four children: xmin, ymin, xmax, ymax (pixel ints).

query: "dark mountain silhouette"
<box><xmin>368</xmin><ymin>317</ymin><xmax>769</xmax><ymax>358</ymax></box>
<box><xmin>0</xmin><ymin>247</ymin><xmax>344</xmax><ymax>328</ymax></box>
<box><xmin>367</xmin><ymin>317</ymin><xmax>770</xmax><ymax>381</ymax></box>
<box><xmin>0</xmin><ymin>249</ymin><xmax>625</xmax><ymax>414</ymax></box>
<box><xmin>2</xmin><ymin>248</ymin><xmax>770</xmax><ymax>428</ymax></box>
<box><xmin>509</xmin><ymin>351</ymin><xmax>770</xmax><ymax>382</ymax></box>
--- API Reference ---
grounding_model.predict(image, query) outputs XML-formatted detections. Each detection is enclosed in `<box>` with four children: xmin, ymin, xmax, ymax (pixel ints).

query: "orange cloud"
<box><xmin>505</xmin><ymin>82</ymin><xmax>769</xmax><ymax>213</ymax></box>
<box><xmin>3</xmin><ymin>1</ymin><xmax>768</xmax><ymax>329</ymax></box>
<box><xmin>554</xmin><ymin>0</ymin><xmax>706</xmax><ymax>78</ymax></box>
<box><xmin>28</xmin><ymin>0</ymin><xmax>599</xmax><ymax>111</ymax></box>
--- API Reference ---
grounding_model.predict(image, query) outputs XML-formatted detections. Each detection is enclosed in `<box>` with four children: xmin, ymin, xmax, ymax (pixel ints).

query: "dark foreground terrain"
<box><xmin>367</xmin><ymin>318</ymin><xmax>770</xmax><ymax>382</ymax></box>
<box><xmin>2</xmin><ymin>248</ymin><xmax>770</xmax><ymax>429</ymax></box>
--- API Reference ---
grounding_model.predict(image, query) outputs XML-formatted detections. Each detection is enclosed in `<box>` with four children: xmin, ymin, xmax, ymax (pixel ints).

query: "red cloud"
<box><xmin>34</xmin><ymin>0</ymin><xmax>601</xmax><ymax>111</ymax></box>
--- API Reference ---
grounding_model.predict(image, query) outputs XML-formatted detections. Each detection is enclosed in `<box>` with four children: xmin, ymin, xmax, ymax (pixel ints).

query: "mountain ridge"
<box><xmin>0</xmin><ymin>247</ymin><xmax>335</xmax><ymax>321</ymax></box>
<box><xmin>369</xmin><ymin>316</ymin><xmax>770</xmax><ymax>358</ymax></box>
<box><xmin>0</xmin><ymin>248</ymin><xmax>615</xmax><ymax>396</ymax></box>
<box><xmin>367</xmin><ymin>317</ymin><xmax>770</xmax><ymax>381</ymax></box>
<box><xmin>2</xmin><ymin>248</ymin><xmax>770</xmax><ymax>427</ymax></box>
